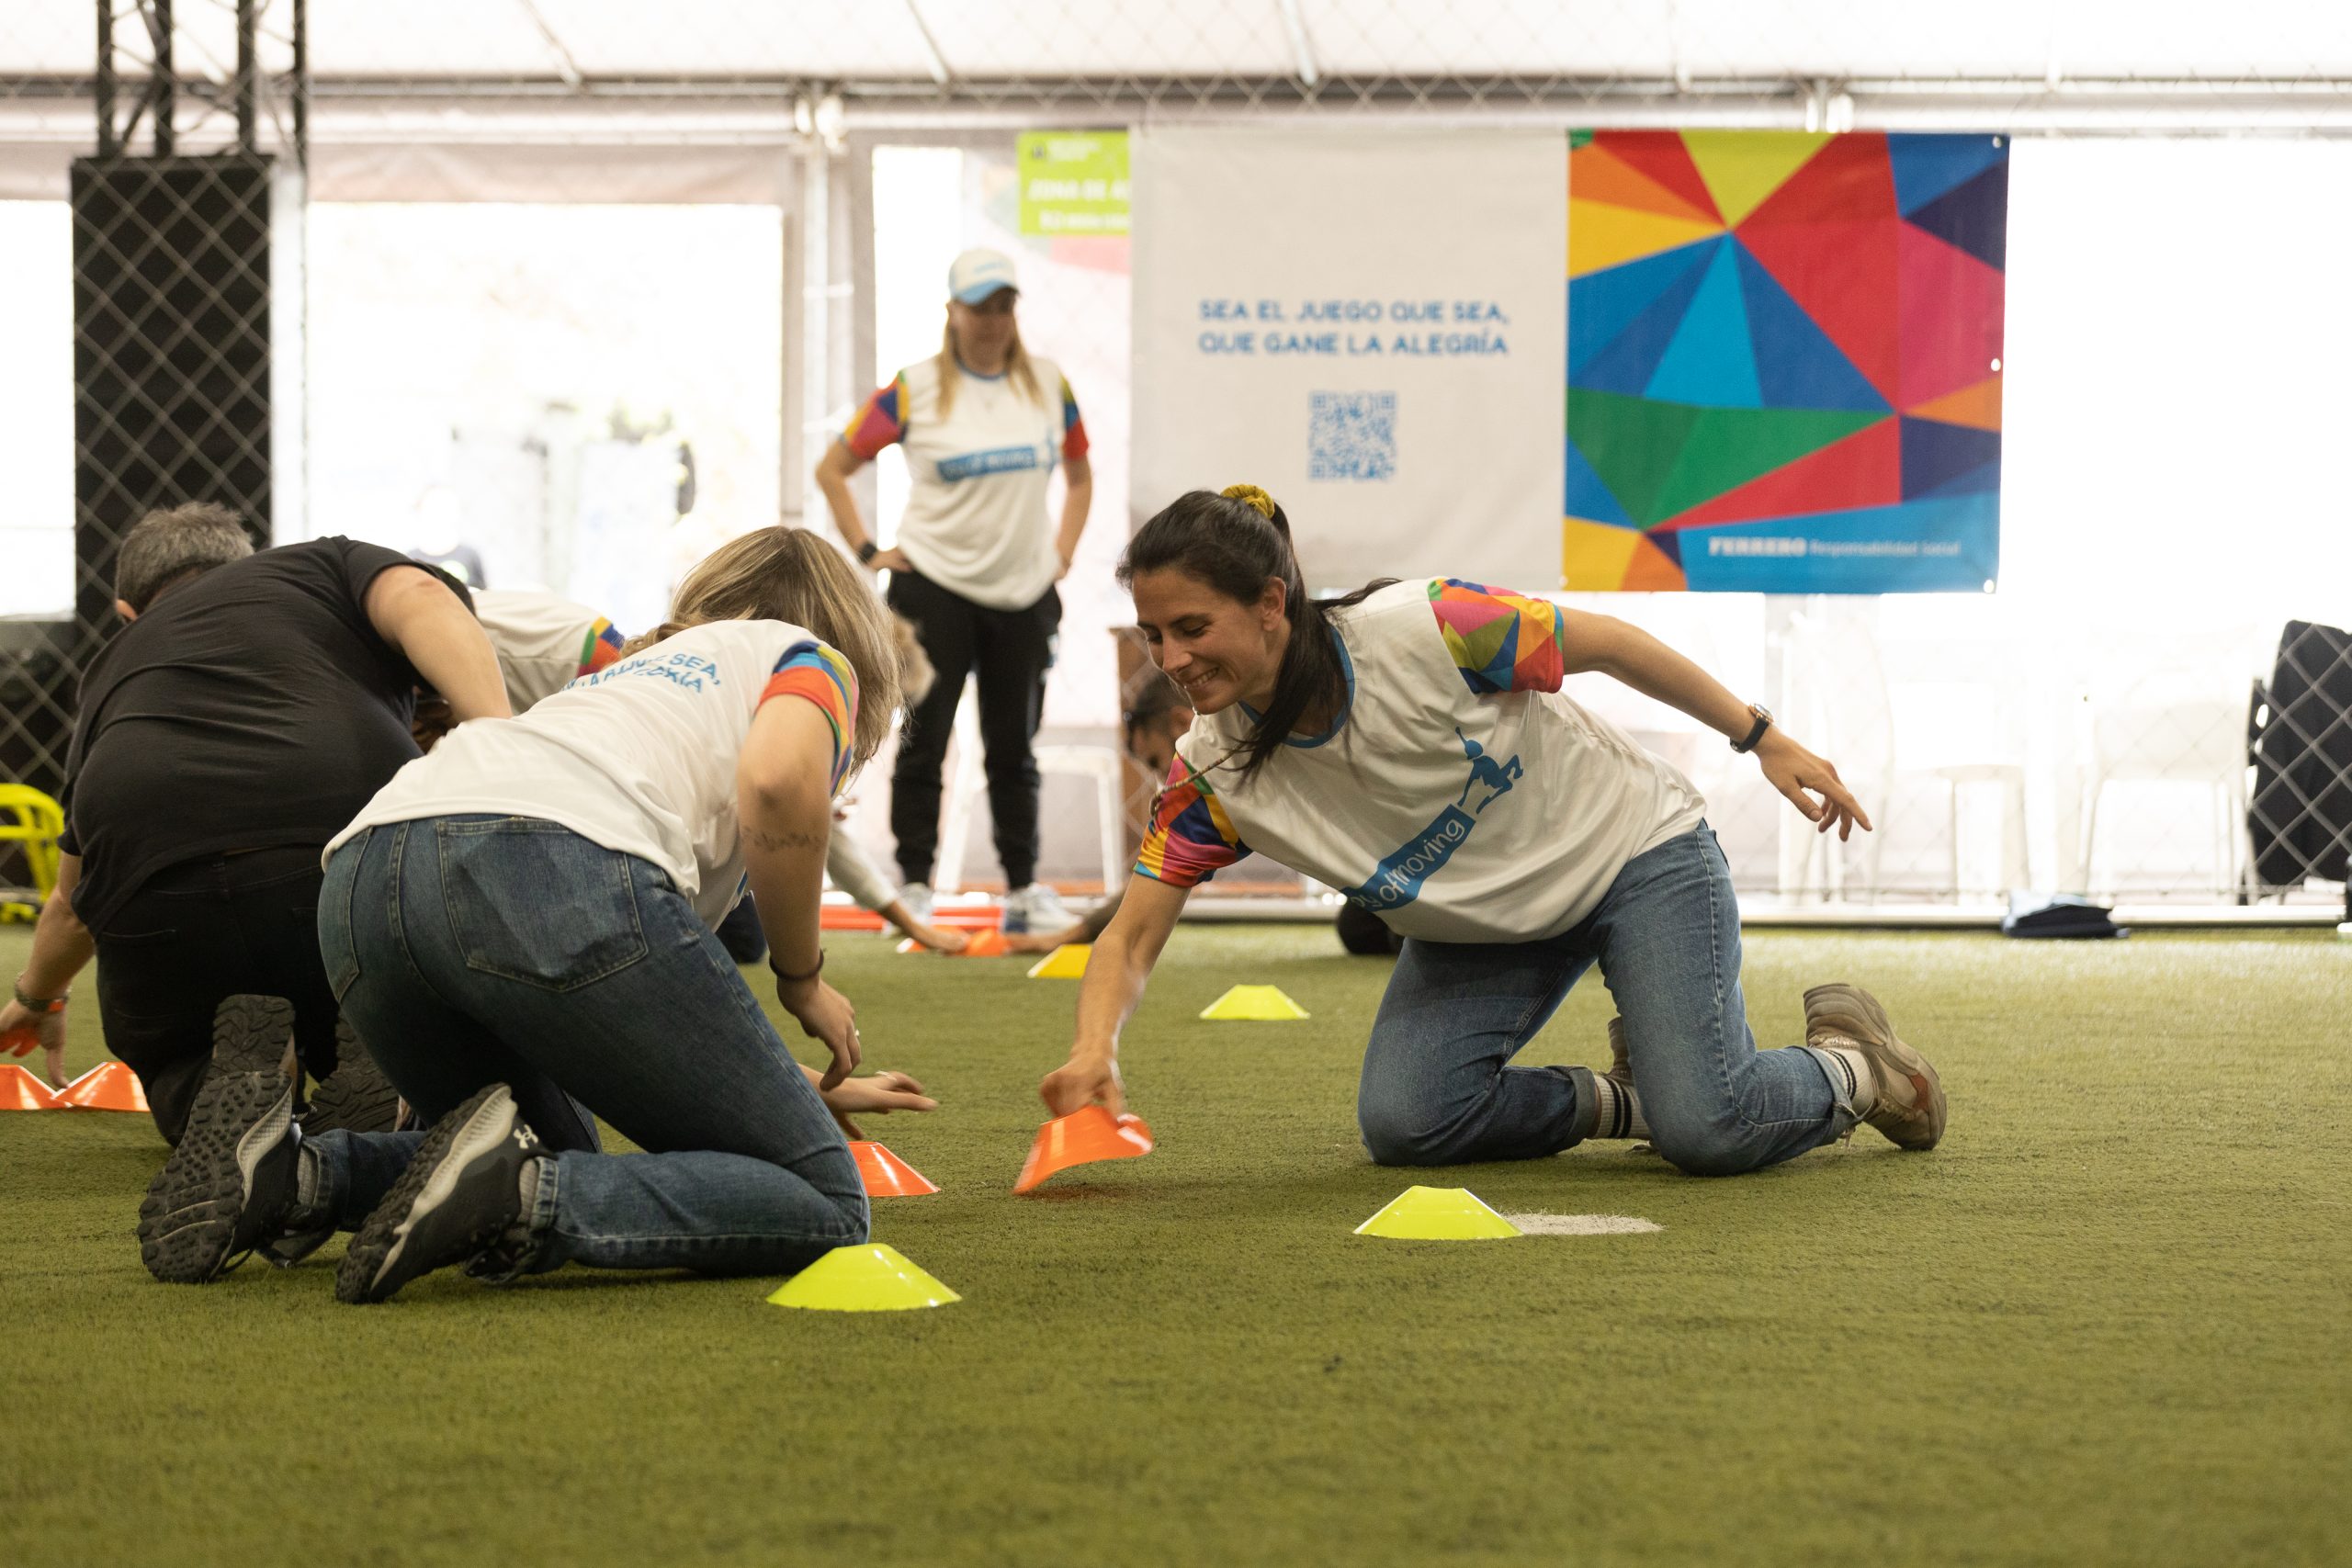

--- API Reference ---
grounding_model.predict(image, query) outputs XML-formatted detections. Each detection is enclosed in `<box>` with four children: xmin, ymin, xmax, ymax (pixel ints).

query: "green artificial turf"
<box><xmin>2</xmin><ymin>923</ymin><xmax>2346</xmax><ymax>1568</ymax></box>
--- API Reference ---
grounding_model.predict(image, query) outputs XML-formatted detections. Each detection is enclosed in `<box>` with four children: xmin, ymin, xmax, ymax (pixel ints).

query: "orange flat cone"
<box><xmin>851</xmin><ymin>1140</ymin><xmax>939</xmax><ymax>1197</ymax></box>
<box><xmin>1013</xmin><ymin>1105</ymin><xmax>1155</xmax><ymax>1194</ymax></box>
<box><xmin>0</xmin><ymin>1064</ymin><xmax>62</xmax><ymax>1110</ymax></box>
<box><xmin>59</xmin><ymin>1062</ymin><xmax>149</xmax><ymax>1112</ymax></box>
<box><xmin>895</xmin><ymin>926</ymin><xmax>1010</xmax><ymax>957</ymax></box>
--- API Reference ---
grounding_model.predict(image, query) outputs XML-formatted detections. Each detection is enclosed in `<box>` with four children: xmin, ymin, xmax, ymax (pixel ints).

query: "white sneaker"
<box><xmin>896</xmin><ymin>881</ymin><xmax>934</xmax><ymax>921</ymax></box>
<box><xmin>1001</xmin><ymin>883</ymin><xmax>1073</xmax><ymax>935</ymax></box>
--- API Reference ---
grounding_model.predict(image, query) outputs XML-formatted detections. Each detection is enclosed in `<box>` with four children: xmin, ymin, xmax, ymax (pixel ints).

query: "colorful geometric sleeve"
<box><xmin>575</xmin><ymin>617</ymin><xmax>626</xmax><ymax>679</ymax></box>
<box><xmin>1133</xmin><ymin>756</ymin><xmax>1246</xmax><ymax>888</ymax></box>
<box><xmin>1058</xmin><ymin>375</ymin><xmax>1091</xmax><ymax>465</ymax></box>
<box><xmin>842</xmin><ymin>374</ymin><xmax>910</xmax><ymax>460</ymax></box>
<box><xmin>1427</xmin><ymin>578</ymin><xmax>1568</xmax><ymax>696</ymax></box>
<box><xmin>759</xmin><ymin>640</ymin><xmax>861</xmax><ymax>795</ymax></box>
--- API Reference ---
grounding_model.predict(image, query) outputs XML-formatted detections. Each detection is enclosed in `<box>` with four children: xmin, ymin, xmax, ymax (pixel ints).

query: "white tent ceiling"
<box><xmin>3</xmin><ymin>0</ymin><xmax>2349</xmax><ymax>86</ymax></box>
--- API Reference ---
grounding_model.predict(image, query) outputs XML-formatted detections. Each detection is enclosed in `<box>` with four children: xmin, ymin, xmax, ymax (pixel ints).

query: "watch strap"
<box><xmin>12</xmin><ymin>977</ymin><xmax>67</xmax><ymax>1013</ymax></box>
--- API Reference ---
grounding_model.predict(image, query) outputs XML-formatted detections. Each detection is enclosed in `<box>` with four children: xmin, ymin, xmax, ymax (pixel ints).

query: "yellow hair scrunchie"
<box><xmin>1220</xmin><ymin>483</ymin><xmax>1277</xmax><ymax>520</ymax></box>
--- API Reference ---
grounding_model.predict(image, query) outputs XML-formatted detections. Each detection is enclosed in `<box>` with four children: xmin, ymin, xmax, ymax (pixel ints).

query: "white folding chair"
<box><xmin>2078</xmin><ymin>692</ymin><xmax>2252</xmax><ymax>898</ymax></box>
<box><xmin>1778</xmin><ymin>608</ymin><xmax>2030</xmax><ymax>901</ymax></box>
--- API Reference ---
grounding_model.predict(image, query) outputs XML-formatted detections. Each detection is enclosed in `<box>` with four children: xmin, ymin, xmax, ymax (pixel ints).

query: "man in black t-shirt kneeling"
<box><xmin>0</xmin><ymin>503</ymin><xmax>511</xmax><ymax>1145</ymax></box>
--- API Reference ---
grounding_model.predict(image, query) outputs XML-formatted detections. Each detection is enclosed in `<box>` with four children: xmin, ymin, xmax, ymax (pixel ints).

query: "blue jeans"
<box><xmin>311</xmin><ymin>816</ymin><xmax>867</xmax><ymax>1276</ymax></box>
<box><xmin>1357</xmin><ymin>824</ymin><xmax>1852</xmax><ymax>1177</ymax></box>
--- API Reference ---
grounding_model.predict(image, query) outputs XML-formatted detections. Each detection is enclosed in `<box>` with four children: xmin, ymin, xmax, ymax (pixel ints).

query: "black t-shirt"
<box><xmin>61</xmin><ymin>536</ymin><xmax>429</xmax><ymax>932</ymax></box>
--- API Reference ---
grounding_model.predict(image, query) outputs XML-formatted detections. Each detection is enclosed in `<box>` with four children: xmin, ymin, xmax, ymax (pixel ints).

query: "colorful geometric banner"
<box><xmin>1564</xmin><ymin>130</ymin><xmax>2007</xmax><ymax>592</ymax></box>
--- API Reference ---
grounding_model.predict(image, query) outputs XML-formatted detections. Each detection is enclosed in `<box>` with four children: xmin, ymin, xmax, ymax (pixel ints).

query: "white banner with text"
<box><xmin>1131</xmin><ymin>128</ymin><xmax>1566</xmax><ymax>592</ymax></box>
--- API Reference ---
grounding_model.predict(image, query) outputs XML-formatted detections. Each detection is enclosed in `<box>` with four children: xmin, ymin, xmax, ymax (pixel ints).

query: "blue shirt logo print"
<box><xmin>936</xmin><ymin>445</ymin><xmax>1046</xmax><ymax>482</ymax></box>
<box><xmin>1340</xmin><ymin>728</ymin><xmax>1521</xmax><ymax>915</ymax></box>
<box><xmin>574</xmin><ymin>651</ymin><xmax>724</xmax><ymax>694</ymax></box>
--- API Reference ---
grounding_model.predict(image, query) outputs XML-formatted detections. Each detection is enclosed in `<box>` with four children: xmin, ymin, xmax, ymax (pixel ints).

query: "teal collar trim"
<box><xmin>1237</xmin><ymin>626</ymin><xmax>1355</xmax><ymax>750</ymax></box>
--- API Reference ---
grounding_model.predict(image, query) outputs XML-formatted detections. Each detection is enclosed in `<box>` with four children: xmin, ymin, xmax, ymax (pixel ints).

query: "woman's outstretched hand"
<box><xmin>1756</xmin><ymin>729</ymin><xmax>1873</xmax><ymax>840</ymax></box>
<box><xmin>819</xmin><ymin>1068</ymin><xmax>937</xmax><ymax>1140</ymax></box>
<box><xmin>1040</xmin><ymin>1048</ymin><xmax>1125</xmax><ymax>1118</ymax></box>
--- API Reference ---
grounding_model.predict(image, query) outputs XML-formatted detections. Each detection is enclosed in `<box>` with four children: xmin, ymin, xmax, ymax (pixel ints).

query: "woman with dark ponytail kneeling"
<box><xmin>1041</xmin><ymin>486</ymin><xmax>1946</xmax><ymax>1178</ymax></box>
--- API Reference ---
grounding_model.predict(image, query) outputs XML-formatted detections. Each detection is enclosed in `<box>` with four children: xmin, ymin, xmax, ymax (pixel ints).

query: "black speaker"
<box><xmin>10</xmin><ymin>154</ymin><xmax>280</xmax><ymax>801</ymax></box>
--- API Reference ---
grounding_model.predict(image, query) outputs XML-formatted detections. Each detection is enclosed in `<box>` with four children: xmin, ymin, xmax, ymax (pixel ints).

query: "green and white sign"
<box><xmin>1017</xmin><ymin>131</ymin><xmax>1131</xmax><ymax>237</ymax></box>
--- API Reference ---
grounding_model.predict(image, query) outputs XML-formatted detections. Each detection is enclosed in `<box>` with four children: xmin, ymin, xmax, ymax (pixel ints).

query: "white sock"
<box><xmin>1806</xmin><ymin>1041</ymin><xmax>1880</xmax><ymax>1116</ymax></box>
<box><xmin>1589</xmin><ymin>1073</ymin><xmax>1651</xmax><ymax>1139</ymax></box>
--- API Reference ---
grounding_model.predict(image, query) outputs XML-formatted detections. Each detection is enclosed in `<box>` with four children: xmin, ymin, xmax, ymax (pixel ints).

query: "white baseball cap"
<box><xmin>948</xmin><ymin>247</ymin><xmax>1019</xmax><ymax>305</ymax></box>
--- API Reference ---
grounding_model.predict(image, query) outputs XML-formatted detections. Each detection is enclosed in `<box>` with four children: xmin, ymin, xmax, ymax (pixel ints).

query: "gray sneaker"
<box><xmin>138</xmin><ymin>996</ymin><xmax>305</xmax><ymax>1283</ymax></box>
<box><xmin>896</xmin><ymin>880</ymin><xmax>934</xmax><ymax>922</ymax></box>
<box><xmin>1804</xmin><ymin>983</ymin><xmax>1947</xmax><ymax>1151</ymax></box>
<box><xmin>1001</xmin><ymin>883</ymin><xmax>1074</xmax><ymax>935</ymax></box>
<box><xmin>335</xmin><ymin>1084</ymin><xmax>543</xmax><ymax>1304</ymax></box>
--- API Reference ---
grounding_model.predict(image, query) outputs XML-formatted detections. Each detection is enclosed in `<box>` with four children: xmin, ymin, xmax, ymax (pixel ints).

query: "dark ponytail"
<box><xmin>1119</xmin><ymin>486</ymin><xmax>1391</xmax><ymax>783</ymax></box>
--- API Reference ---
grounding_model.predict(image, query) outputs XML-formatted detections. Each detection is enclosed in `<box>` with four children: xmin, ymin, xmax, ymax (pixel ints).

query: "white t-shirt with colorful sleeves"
<box><xmin>1135</xmin><ymin>578</ymin><xmax>1706</xmax><ymax>944</ymax></box>
<box><xmin>326</xmin><ymin>619</ymin><xmax>858</xmax><ymax>928</ymax></box>
<box><xmin>471</xmin><ymin>589</ymin><xmax>627</xmax><ymax>712</ymax></box>
<box><xmin>842</xmin><ymin>355</ymin><xmax>1088</xmax><ymax>611</ymax></box>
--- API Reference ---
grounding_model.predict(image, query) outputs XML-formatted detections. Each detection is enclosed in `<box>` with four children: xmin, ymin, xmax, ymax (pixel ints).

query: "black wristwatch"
<box><xmin>1730</xmin><ymin>704</ymin><xmax>1773</xmax><ymax>753</ymax></box>
<box><xmin>856</xmin><ymin>541</ymin><xmax>879</xmax><ymax>566</ymax></box>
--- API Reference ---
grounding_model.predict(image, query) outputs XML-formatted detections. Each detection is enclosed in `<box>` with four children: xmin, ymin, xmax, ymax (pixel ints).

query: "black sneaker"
<box><xmin>137</xmin><ymin>996</ymin><xmax>303</xmax><ymax>1284</ymax></box>
<box><xmin>301</xmin><ymin>1021</ymin><xmax>403</xmax><ymax>1136</ymax></box>
<box><xmin>335</xmin><ymin>1084</ymin><xmax>542</xmax><ymax>1305</ymax></box>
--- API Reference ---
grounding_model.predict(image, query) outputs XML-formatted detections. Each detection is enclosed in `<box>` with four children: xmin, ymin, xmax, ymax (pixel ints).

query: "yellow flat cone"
<box><xmin>1199</xmin><ymin>984</ymin><xmax>1309</xmax><ymax>1021</ymax></box>
<box><xmin>1354</xmin><ymin>1186</ymin><xmax>1521</xmax><ymax>1241</ymax></box>
<box><xmin>765</xmin><ymin>1244</ymin><xmax>960</xmax><ymax>1312</ymax></box>
<box><xmin>1026</xmin><ymin>943</ymin><xmax>1091</xmax><ymax>979</ymax></box>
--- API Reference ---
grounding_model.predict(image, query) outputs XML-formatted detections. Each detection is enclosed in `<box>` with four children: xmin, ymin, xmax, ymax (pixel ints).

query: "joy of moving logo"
<box><xmin>1341</xmin><ymin>728</ymin><xmax>1523</xmax><ymax>913</ymax></box>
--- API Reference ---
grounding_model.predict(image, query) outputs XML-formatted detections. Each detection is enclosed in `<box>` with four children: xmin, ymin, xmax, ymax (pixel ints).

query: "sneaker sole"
<box><xmin>335</xmin><ymin>1086</ymin><xmax>515</xmax><ymax>1305</ymax></box>
<box><xmin>137</xmin><ymin>996</ymin><xmax>297</xmax><ymax>1284</ymax></box>
<box><xmin>1804</xmin><ymin>983</ymin><xmax>1948</xmax><ymax>1151</ymax></box>
<box><xmin>303</xmin><ymin>1021</ymin><xmax>402</xmax><ymax>1136</ymax></box>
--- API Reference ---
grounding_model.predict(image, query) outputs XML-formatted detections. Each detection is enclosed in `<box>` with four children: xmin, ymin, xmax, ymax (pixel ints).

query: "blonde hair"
<box><xmin>892</xmin><ymin>614</ymin><xmax>935</xmax><ymax>708</ymax></box>
<box><xmin>623</xmin><ymin>527</ymin><xmax>902</xmax><ymax>771</ymax></box>
<box><xmin>934</xmin><ymin>311</ymin><xmax>1043</xmax><ymax>422</ymax></box>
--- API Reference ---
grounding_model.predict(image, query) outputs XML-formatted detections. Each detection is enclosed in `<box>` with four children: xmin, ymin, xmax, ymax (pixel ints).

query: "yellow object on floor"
<box><xmin>1354</xmin><ymin>1186</ymin><xmax>1521</xmax><ymax>1241</ymax></box>
<box><xmin>0</xmin><ymin>784</ymin><xmax>65</xmax><ymax>900</ymax></box>
<box><xmin>765</xmin><ymin>1244</ymin><xmax>961</xmax><ymax>1312</ymax></box>
<box><xmin>1026</xmin><ymin>943</ymin><xmax>1091</xmax><ymax>979</ymax></box>
<box><xmin>1198</xmin><ymin>984</ymin><xmax>1310</xmax><ymax>1021</ymax></box>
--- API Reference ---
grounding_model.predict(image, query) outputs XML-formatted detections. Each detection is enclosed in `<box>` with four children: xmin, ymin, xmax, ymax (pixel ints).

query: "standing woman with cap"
<box><xmin>814</xmin><ymin>247</ymin><xmax>1092</xmax><ymax>934</ymax></box>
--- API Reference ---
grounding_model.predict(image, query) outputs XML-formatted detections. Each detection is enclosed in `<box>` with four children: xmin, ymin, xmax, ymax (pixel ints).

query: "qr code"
<box><xmin>1308</xmin><ymin>391</ymin><xmax>1397</xmax><ymax>482</ymax></box>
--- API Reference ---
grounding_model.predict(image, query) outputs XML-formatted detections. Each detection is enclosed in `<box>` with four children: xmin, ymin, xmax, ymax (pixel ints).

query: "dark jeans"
<box><xmin>714</xmin><ymin>895</ymin><xmax>768</xmax><ymax>964</ymax></box>
<box><xmin>1357</xmin><ymin>825</ymin><xmax>1851</xmax><ymax>1177</ymax></box>
<box><xmin>886</xmin><ymin>568</ymin><xmax>1060</xmax><ymax>887</ymax></box>
<box><xmin>89</xmin><ymin>846</ymin><xmax>343</xmax><ymax>1145</ymax></box>
<box><xmin>311</xmin><ymin>817</ymin><xmax>865</xmax><ymax>1276</ymax></box>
